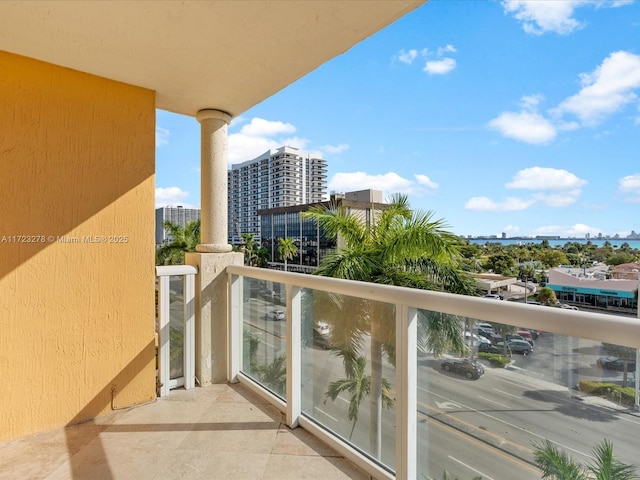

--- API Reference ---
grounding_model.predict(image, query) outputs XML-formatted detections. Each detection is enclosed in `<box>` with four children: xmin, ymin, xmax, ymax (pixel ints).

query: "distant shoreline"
<box><xmin>466</xmin><ymin>238</ymin><xmax>640</xmax><ymax>249</ymax></box>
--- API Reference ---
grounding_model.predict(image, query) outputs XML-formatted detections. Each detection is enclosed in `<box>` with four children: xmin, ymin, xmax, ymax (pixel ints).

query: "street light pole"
<box><xmin>633</xmin><ymin>268</ymin><xmax>639</xmax><ymax>411</ymax></box>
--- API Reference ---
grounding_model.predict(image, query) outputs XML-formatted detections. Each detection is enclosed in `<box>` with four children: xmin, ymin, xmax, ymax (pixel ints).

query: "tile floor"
<box><xmin>0</xmin><ymin>383</ymin><xmax>371</xmax><ymax>480</ymax></box>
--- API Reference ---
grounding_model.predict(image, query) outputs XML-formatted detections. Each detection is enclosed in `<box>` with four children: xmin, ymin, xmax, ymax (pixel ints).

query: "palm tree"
<box><xmin>253</xmin><ymin>353</ymin><xmax>287</xmax><ymax>397</ymax></box>
<box><xmin>303</xmin><ymin>193</ymin><xmax>479</xmax><ymax>458</ymax></box>
<box><xmin>277</xmin><ymin>237</ymin><xmax>298</xmax><ymax>271</ymax></box>
<box><xmin>156</xmin><ymin>219</ymin><xmax>200</xmax><ymax>265</ymax></box>
<box><xmin>240</xmin><ymin>232</ymin><xmax>258</xmax><ymax>266</ymax></box>
<box><xmin>533</xmin><ymin>438</ymin><xmax>637</xmax><ymax>480</ymax></box>
<box><xmin>325</xmin><ymin>355</ymin><xmax>393</xmax><ymax>441</ymax></box>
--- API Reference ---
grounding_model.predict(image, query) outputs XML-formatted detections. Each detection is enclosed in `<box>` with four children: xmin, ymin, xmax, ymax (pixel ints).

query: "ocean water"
<box><xmin>468</xmin><ymin>238</ymin><xmax>640</xmax><ymax>250</ymax></box>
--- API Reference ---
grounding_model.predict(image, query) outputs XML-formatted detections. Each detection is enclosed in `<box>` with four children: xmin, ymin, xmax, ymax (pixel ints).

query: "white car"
<box><xmin>464</xmin><ymin>331</ymin><xmax>490</xmax><ymax>344</ymax></box>
<box><xmin>266</xmin><ymin>309</ymin><xmax>285</xmax><ymax>321</ymax></box>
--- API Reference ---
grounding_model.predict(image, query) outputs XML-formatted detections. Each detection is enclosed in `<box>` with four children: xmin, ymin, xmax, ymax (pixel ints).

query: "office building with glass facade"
<box><xmin>259</xmin><ymin>189</ymin><xmax>385</xmax><ymax>273</ymax></box>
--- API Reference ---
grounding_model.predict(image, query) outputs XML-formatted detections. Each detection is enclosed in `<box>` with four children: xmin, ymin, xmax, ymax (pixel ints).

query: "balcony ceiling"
<box><xmin>0</xmin><ymin>0</ymin><xmax>423</xmax><ymax>117</ymax></box>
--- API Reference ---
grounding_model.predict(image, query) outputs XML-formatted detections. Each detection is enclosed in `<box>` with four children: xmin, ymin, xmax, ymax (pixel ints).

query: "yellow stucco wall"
<box><xmin>0</xmin><ymin>51</ymin><xmax>156</xmax><ymax>442</ymax></box>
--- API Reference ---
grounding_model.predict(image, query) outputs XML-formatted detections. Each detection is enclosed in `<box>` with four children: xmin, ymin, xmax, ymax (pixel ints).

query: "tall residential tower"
<box><xmin>228</xmin><ymin>146</ymin><xmax>327</xmax><ymax>244</ymax></box>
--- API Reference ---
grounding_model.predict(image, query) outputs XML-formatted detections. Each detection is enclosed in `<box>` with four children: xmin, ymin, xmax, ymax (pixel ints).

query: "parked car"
<box><xmin>597</xmin><ymin>356</ymin><xmax>636</xmax><ymax>371</ymax></box>
<box><xmin>476</xmin><ymin>326</ymin><xmax>502</xmax><ymax>343</ymax></box>
<box><xmin>506</xmin><ymin>333</ymin><xmax>534</xmax><ymax>347</ymax></box>
<box><xmin>519</xmin><ymin>327</ymin><xmax>541</xmax><ymax>340</ymax></box>
<box><xmin>516</xmin><ymin>329</ymin><xmax>535</xmax><ymax>342</ymax></box>
<box><xmin>497</xmin><ymin>339</ymin><xmax>532</xmax><ymax>355</ymax></box>
<box><xmin>477</xmin><ymin>342</ymin><xmax>503</xmax><ymax>354</ymax></box>
<box><xmin>313</xmin><ymin>328</ymin><xmax>331</xmax><ymax>350</ymax></box>
<box><xmin>441</xmin><ymin>358</ymin><xmax>485</xmax><ymax>379</ymax></box>
<box><xmin>464</xmin><ymin>331</ymin><xmax>491</xmax><ymax>345</ymax></box>
<box><xmin>559</xmin><ymin>304</ymin><xmax>579</xmax><ymax>311</ymax></box>
<box><xmin>265</xmin><ymin>309</ymin><xmax>285</xmax><ymax>321</ymax></box>
<box><xmin>483</xmin><ymin>294</ymin><xmax>503</xmax><ymax>300</ymax></box>
<box><xmin>476</xmin><ymin>322</ymin><xmax>495</xmax><ymax>331</ymax></box>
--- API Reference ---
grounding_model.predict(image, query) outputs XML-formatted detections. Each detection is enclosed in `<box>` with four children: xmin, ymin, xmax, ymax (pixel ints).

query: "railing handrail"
<box><xmin>227</xmin><ymin>265</ymin><xmax>640</xmax><ymax>349</ymax></box>
<box><xmin>156</xmin><ymin>265</ymin><xmax>198</xmax><ymax>277</ymax></box>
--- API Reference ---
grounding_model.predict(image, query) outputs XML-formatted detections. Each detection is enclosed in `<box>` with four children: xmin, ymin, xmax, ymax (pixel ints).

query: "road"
<box><xmin>239</xmin><ymin>297</ymin><xmax>640</xmax><ymax>479</ymax></box>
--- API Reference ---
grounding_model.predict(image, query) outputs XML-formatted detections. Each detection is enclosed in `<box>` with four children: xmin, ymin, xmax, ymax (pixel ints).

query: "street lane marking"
<box><xmin>448</xmin><ymin>455</ymin><xmax>494</xmax><ymax>480</ymax></box>
<box><xmin>418</xmin><ymin>410</ymin><xmax>540</xmax><ymax>475</ymax></box>
<box><xmin>435</xmin><ymin>400</ymin><xmax>462</xmax><ymax>409</ymax></box>
<box><xmin>419</xmin><ymin>389</ymin><xmax>593</xmax><ymax>461</ymax></box>
<box><xmin>314</xmin><ymin>406</ymin><xmax>338</xmax><ymax>423</ymax></box>
<box><xmin>478</xmin><ymin>395</ymin><xmax>510</xmax><ymax>408</ymax></box>
<box><xmin>492</xmin><ymin>388</ymin><xmax>522</xmax><ymax>399</ymax></box>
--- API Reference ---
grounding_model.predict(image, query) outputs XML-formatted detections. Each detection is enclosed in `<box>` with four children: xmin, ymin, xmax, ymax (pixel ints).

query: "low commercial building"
<box><xmin>547</xmin><ymin>266</ymin><xmax>638</xmax><ymax>314</ymax></box>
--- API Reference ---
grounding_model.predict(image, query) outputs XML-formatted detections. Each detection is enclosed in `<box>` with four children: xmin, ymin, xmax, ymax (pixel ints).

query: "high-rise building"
<box><xmin>228</xmin><ymin>146</ymin><xmax>327</xmax><ymax>244</ymax></box>
<box><xmin>155</xmin><ymin>206</ymin><xmax>201</xmax><ymax>245</ymax></box>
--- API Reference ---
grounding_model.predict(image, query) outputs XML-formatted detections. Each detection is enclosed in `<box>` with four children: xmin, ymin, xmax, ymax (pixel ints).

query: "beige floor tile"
<box><xmin>262</xmin><ymin>454</ymin><xmax>372</xmax><ymax>480</ymax></box>
<box><xmin>152</xmin><ymin>449</ymin><xmax>270</xmax><ymax>480</ymax></box>
<box><xmin>271</xmin><ymin>425</ymin><xmax>343</xmax><ymax>457</ymax></box>
<box><xmin>43</xmin><ymin>444</ymin><xmax>173</xmax><ymax>480</ymax></box>
<box><xmin>0</xmin><ymin>441</ymin><xmax>70</xmax><ymax>480</ymax></box>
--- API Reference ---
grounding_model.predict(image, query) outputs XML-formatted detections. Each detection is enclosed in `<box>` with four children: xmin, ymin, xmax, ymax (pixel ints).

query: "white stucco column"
<box><xmin>196</xmin><ymin>109</ymin><xmax>232</xmax><ymax>253</ymax></box>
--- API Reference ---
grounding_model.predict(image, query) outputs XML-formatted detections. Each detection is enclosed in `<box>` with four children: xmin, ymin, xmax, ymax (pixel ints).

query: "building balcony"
<box><xmin>71</xmin><ymin>264</ymin><xmax>635</xmax><ymax>480</ymax></box>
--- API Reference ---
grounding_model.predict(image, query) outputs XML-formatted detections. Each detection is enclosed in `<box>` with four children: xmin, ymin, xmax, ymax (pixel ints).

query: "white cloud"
<box><xmin>320</xmin><ymin>143</ymin><xmax>350</xmax><ymax>154</ymax></box>
<box><xmin>240</xmin><ymin>117</ymin><xmax>295</xmax><ymax>137</ymax></box>
<box><xmin>534</xmin><ymin>190</ymin><xmax>582</xmax><ymax>207</ymax></box>
<box><xmin>464</xmin><ymin>196</ymin><xmax>535</xmax><ymax>211</ymax></box>
<box><xmin>437</xmin><ymin>44</ymin><xmax>457</xmax><ymax>56</ymax></box>
<box><xmin>155</xmin><ymin>187</ymin><xmax>196</xmax><ymax>208</ymax></box>
<box><xmin>502</xmin><ymin>0</ymin><xmax>586</xmax><ymax>35</ymax></box>
<box><xmin>488</xmin><ymin>110</ymin><xmax>557</xmax><ymax>144</ymax></box>
<box><xmin>554</xmin><ymin>51</ymin><xmax>640</xmax><ymax>126</ymax></box>
<box><xmin>156</xmin><ymin>126</ymin><xmax>170</xmax><ymax>147</ymax></box>
<box><xmin>531</xmin><ymin>223</ymin><xmax>602</xmax><ymax>237</ymax></box>
<box><xmin>414</xmin><ymin>174</ymin><xmax>439</xmax><ymax>190</ymax></box>
<box><xmin>506</xmin><ymin>167</ymin><xmax>587</xmax><ymax>190</ymax></box>
<box><xmin>328</xmin><ymin>171</ymin><xmax>439</xmax><ymax>197</ymax></box>
<box><xmin>504</xmin><ymin>225</ymin><xmax>520</xmax><ymax>234</ymax></box>
<box><xmin>424</xmin><ymin>58</ymin><xmax>457</xmax><ymax>75</ymax></box>
<box><xmin>228</xmin><ymin>118</ymin><xmax>302</xmax><ymax>164</ymax></box>
<box><xmin>398</xmin><ymin>49</ymin><xmax>418</xmax><ymax>65</ymax></box>
<box><xmin>619</xmin><ymin>173</ymin><xmax>640</xmax><ymax>201</ymax></box>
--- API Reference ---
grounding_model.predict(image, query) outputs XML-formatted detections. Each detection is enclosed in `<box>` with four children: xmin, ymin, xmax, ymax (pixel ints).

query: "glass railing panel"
<box><xmin>169</xmin><ymin>275</ymin><xmax>184</xmax><ymax>380</ymax></box>
<box><xmin>415</xmin><ymin>312</ymin><xmax>639</xmax><ymax>480</ymax></box>
<box><xmin>241</xmin><ymin>276</ymin><xmax>287</xmax><ymax>398</ymax></box>
<box><xmin>300</xmin><ymin>288</ymin><xmax>397</xmax><ymax>470</ymax></box>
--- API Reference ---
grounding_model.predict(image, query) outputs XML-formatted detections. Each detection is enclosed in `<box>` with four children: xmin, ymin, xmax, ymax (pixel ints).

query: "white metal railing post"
<box><xmin>228</xmin><ymin>273</ymin><xmax>243</xmax><ymax>383</ymax></box>
<box><xmin>395</xmin><ymin>305</ymin><xmax>417</xmax><ymax>480</ymax></box>
<box><xmin>286</xmin><ymin>285</ymin><xmax>302</xmax><ymax>428</ymax></box>
<box><xmin>157</xmin><ymin>274</ymin><xmax>171</xmax><ymax>397</ymax></box>
<box><xmin>183</xmin><ymin>272</ymin><xmax>196</xmax><ymax>390</ymax></box>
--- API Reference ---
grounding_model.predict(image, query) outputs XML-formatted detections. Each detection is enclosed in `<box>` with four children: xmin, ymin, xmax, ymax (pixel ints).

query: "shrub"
<box><xmin>578</xmin><ymin>380</ymin><xmax>635</xmax><ymax>406</ymax></box>
<box><xmin>477</xmin><ymin>352</ymin><xmax>511</xmax><ymax>368</ymax></box>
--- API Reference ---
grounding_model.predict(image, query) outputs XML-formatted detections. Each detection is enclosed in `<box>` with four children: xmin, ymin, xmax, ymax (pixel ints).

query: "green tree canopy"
<box><xmin>303</xmin><ymin>193</ymin><xmax>479</xmax><ymax>458</ymax></box>
<box><xmin>156</xmin><ymin>219</ymin><xmax>200</xmax><ymax>265</ymax></box>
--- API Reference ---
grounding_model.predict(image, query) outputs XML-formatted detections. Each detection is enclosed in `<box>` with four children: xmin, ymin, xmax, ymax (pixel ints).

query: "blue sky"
<box><xmin>156</xmin><ymin>0</ymin><xmax>640</xmax><ymax>239</ymax></box>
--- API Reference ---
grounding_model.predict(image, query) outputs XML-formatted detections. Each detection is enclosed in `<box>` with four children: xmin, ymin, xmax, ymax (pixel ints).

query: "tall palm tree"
<box><xmin>240</xmin><ymin>232</ymin><xmax>258</xmax><ymax>266</ymax></box>
<box><xmin>277</xmin><ymin>237</ymin><xmax>298</xmax><ymax>271</ymax></box>
<box><xmin>156</xmin><ymin>219</ymin><xmax>200</xmax><ymax>265</ymax></box>
<box><xmin>303</xmin><ymin>193</ymin><xmax>479</xmax><ymax>458</ymax></box>
<box><xmin>534</xmin><ymin>438</ymin><xmax>637</xmax><ymax>480</ymax></box>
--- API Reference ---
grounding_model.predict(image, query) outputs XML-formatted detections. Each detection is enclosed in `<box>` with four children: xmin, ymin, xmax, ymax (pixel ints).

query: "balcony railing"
<box><xmin>226</xmin><ymin>265</ymin><xmax>640</xmax><ymax>480</ymax></box>
<box><xmin>156</xmin><ymin>265</ymin><xmax>197</xmax><ymax>397</ymax></box>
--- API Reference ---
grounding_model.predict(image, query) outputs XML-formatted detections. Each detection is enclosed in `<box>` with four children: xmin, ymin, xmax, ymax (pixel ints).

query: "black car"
<box><xmin>476</xmin><ymin>327</ymin><xmax>502</xmax><ymax>343</ymax></box>
<box><xmin>441</xmin><ymin>358</ymin><xmax>485</xmax><ymax>379</ymax></box>
<box><xmin>597</xmin><ymin>356</ymin><xmax>636</xmax><ymax>371</ymax></box>
<box><xmin>477</xmin><ymin>342</ymin><xmax>503</xmax><ymax>354</ymax></box>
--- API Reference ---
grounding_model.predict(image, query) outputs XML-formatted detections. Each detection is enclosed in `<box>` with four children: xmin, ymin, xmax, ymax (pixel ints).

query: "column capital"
<box><xmin>196</xmin><ymin>109</ymin><xmax>231</xmax><ymax>124</ymax></box>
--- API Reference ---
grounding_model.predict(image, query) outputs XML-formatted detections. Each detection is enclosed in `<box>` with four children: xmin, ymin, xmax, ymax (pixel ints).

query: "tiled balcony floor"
<box><xmin>0</xmin><ymin>383</ymin><xmax>371</xmax><ymax>480</ymax></box>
